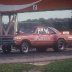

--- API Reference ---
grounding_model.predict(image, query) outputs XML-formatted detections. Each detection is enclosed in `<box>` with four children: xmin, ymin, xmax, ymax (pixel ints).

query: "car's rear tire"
<box><xmin>36</xmin><ymin>48</ymin><xmax>47</xmax><ymax>52</ymax></box>
<box><xmin>53</xmin><ymin>39</ymin><xmax>66</xmax><ymax>52</ymax></box>
<box><xmin>2</xmin><ymin>45</ymin><xmax>11</xmax><ymax>54</ymax></box>
<box><xmin>20</xmin><ymin>41</ymin><xmax>29</xmax><ymax>53</ymax></box>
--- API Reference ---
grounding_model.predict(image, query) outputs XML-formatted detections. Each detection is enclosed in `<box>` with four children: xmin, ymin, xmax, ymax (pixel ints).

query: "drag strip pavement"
<box><xmin>0</xmin><ymin>48</ymin><xmax>72</xmax><ymax>64</ymax></box>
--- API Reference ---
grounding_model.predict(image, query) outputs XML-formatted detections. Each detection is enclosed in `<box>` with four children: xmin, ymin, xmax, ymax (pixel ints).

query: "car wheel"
<box><xmin>2</xmin><ymin>45</ymin><xmax>11</xmax><ymax>54</ymax></box>
<box><xmin>20</xmin><ymin>41</ymin><xmax>29</xmax><ymax>53</ymax></box>
<box><xmin>36</xmin><ymin>48</ymin><xmax>47</xmax><ymax>52</ymax></box>
<box><xmin>53</xmin><ymin>39</ymin><xmax>66</xmax><ymax>52</ymax></box>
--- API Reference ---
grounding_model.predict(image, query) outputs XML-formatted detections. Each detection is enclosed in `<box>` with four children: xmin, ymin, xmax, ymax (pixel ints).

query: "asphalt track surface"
<box><xmin>0</xmin><ymin>48</ymin><xmax>72</xmax><ymax>64</ymax></box>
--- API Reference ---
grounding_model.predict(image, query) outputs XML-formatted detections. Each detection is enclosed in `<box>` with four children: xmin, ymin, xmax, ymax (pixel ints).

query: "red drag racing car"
<box><xmin>14</xmin><ymin>26</ymin><xmax>72</xmax><ymax>53</ymax></box>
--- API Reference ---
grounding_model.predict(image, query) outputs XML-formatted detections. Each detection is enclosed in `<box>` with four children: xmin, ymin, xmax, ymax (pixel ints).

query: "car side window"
<box><xmin>39</xmin><ymin>30</ymin><xmax>46</xmax><ymax>34</ymax></box>
<box><xmin>35</xmin><ymin>27</ymin><xmax>47</xmax><ymax>34</ymax></box>
<box><xmin>39</xmin><ymin>28</ymin><xmax>48</xmax><ymax>34</ymax></box>
<box><xmin>48</xmin><ymin>28</ymin><xmax>56</xmax><ymax>34</ymax></box>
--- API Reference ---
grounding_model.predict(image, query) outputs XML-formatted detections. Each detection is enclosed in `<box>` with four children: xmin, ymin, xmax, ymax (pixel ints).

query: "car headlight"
<box><xmin>14</xmin><ymin>37</ymin><xmax>21</xmax><ymax>40</ymax></box>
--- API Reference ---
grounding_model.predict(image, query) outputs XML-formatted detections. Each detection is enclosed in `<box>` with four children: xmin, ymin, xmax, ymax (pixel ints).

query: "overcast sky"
<box><xmin>2</xmin><ymin>10</ymin><xmax>72</xmax><ymax>24</ymax></box>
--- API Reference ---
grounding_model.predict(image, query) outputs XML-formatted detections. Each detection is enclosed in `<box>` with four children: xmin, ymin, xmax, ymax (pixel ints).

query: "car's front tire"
<box><xmin>20</xmin><ymin>41</ymin><xmax>29</xmax><ymax>53</ymax></box>
<box><xmin>53</xmin><ymin>39</ymin><xmax>66</xmax><ymax>52</ymax></box>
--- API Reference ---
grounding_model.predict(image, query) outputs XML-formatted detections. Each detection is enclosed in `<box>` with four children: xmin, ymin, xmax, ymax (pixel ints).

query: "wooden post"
<box><xmin>14</xmin><ymin>13</ymin><xmax>18</xmax><ymax>35</ymax></box>
<box><xmin>0</xmin><ymin>14</ymin><xmax>3</xmax><ymax>36</ymax></box>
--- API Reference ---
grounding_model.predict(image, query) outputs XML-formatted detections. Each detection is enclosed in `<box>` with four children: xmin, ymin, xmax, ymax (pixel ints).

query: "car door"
<box><xmin>30</xmin><ymin>27</ymin><xmax>47</xmax><ymax>46</ymax></box>
<box><xmin>31</xmin><ymin>27</ymin><xmax>50</xmax><ymax>46</ymax></box>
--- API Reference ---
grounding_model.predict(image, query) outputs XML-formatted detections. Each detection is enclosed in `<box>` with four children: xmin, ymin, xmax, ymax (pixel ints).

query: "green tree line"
<box><xmin>18</xmin><ymin>18</ymin><xmax>72</xmax><ymax>31</ymax></box>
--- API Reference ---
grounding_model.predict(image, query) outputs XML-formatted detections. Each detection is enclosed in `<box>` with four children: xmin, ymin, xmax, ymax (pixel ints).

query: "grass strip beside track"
<box><xmin>0</xmin><ymin>59</ymin><xmax>72</xmax><ymax>72</ymax></box>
